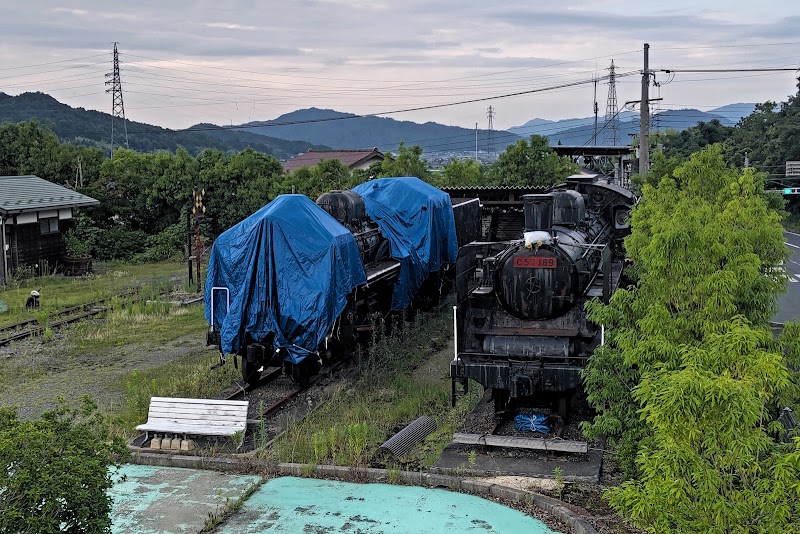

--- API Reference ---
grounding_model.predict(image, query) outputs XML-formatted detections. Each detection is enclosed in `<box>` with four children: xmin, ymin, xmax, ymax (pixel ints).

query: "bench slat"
<box><xmin>150</xmin><ymin>397</ymin><xmax>248</xmax><ymax>407</ymax></box>
<box><xmin>149</xmin><ymin>402</ymin><xmax>248</xmax><ymax>412</ymax></box>
<box><xmin>143</xmin><ymin>416</ymin><xmax>244</xmax><ymax>427</ymax></box>
<box><xmin>148</xmin><ymin>406</ymin><xmax>248</xmax><ymax>418</ymax></box>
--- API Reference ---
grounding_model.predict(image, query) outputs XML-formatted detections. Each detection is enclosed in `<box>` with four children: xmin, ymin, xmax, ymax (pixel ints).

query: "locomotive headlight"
<box><xmin>614</xmin><ymin>209</ymin><xmax>630</xmax><ymax>230</ymax></box>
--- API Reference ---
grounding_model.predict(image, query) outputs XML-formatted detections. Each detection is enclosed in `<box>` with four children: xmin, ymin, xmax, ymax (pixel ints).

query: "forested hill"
<box><xmin>239</xmin><ymin>107</ymin><xmax>522</xmax><ymax>153</ymax></box>
<box><xmin>0</xmin><ymin>92</ymin><xmax>326</xmax><ymax>158</ymax></box>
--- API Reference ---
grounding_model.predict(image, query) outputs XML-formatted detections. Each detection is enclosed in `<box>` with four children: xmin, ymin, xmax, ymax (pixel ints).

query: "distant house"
<box><xmin>0</xmin><ymin>175</ymin><xmax>99</xmax><ymax>284</ymax></box>
<box><xmin>283</xmin><ymin>148</ymin><xmax>385</xmax><ymax>174</ymax></box>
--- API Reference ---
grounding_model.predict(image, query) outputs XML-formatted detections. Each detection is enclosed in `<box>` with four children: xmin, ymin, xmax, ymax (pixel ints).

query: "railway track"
<box><xmin>0</xmin><ymin>289</ymin><xmax>178</xmax><ymax>347</ymax></box>
<box><xmin>218</xmin><ymin>358</ymin><xmax>350</xmax><ymax>444</ymax></box>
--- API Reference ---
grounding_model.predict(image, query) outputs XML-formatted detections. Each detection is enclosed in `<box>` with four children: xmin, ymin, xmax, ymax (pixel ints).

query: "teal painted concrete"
<box><xmin>109</xmin><ymin>465</ymin><xmax>261</xmax><ymax>534</ymax></box>
<box><xmin>217</xmin><ymin>476</ymin><xmax>562</xmax><ymax>533</ymax></box>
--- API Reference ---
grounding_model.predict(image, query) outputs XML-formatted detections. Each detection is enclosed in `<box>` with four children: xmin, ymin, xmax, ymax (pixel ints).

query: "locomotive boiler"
<box><xmin>450</xmin><ymin>179</ymin><xmax>634</xmax><ymax>415</ymax></box>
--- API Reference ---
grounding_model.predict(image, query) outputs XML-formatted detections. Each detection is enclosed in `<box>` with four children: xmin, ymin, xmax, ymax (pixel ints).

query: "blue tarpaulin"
<box><xmin>204</xmin><ymin>195</ymin><xmax>367</xmax><ymax>364</ymax></box>
<box><xmin>352</xmin><ymin>177</ymin><xmax>458</xmax><ymax>310</ymax></box>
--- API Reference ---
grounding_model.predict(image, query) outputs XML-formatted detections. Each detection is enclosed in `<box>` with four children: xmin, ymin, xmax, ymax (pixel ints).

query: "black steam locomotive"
<box><xmin>450</xmin><ymin>178</ymin><xmax>635</xmax><ymax>415</ymax></box>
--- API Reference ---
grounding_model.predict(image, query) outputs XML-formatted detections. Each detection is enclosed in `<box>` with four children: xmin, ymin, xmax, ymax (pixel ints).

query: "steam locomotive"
<box><xmin>450</xmin><ymin>177</ymin><xmax>635</xmax><ymax>415</ymax></box>
<box><xmin>205</xmin><ymin>177</ymin><xmax>480</xmax><ymax>387</ymax></box>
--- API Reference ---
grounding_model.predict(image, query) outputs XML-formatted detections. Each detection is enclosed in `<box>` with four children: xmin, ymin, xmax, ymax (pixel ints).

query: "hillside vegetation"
<box><xmin>0</xmin><ymin>92</ymin><xmax>326</xmax><ymax>159</ymax></box>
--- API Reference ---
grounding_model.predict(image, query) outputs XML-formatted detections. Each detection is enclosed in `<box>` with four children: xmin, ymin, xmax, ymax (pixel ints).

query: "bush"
<box><xmin>133</xmin><ymin>222</ymin><xmax>186</xmax><ymax>263</ymax></box>
<box><xmin>0</xmin><ymin>398</ymin><xmax>128</xmax><ymax>533</ymax></box>
<box><xmin>93</xmin><ymin>227</ymin><xmax>148</xmax><ymax>261</ymax></box>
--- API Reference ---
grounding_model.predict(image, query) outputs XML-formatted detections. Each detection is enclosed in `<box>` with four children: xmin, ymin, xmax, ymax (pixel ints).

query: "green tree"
<box><xmin>487</xmin><ymin>134</ymin><xmax>576</xmax><ymax>187</ymax></box>
<box><xmin>0</xmin><ymin>399</ymin><xmax>128</xmax><ymax>533</ymax></box>
<box><xmin>583</xmin><ymin>145</ymin><xmax>800</xmax><ymax>531</ymax></box>
<box><xmin>660</xmin><ymin>119</ymin><xmax>733</xmax><ymax>160</ymax></box>
<box><xmin>437</xmin><ymin>157</ymin><xmax>484</xmax><ymax>187</ymax></box>
<box><xmin>377</xmin><ymin>143</ymin><xmax>432</xmax><ymax>182</ymax></box>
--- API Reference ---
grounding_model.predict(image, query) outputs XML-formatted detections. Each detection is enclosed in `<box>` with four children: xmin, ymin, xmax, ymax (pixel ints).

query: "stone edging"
<box><xmin>129</xmin><ymin>451</ymin><xmax>598</xmax><ymax>534</ymax></box>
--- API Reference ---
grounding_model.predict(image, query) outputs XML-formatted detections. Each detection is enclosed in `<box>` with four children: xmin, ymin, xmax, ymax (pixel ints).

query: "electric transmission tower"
<box><xmin>604</xmin><ymin>59</ymin><xmax>619</xmax><ymax>146</ymax></box>
<box><xmin>486</xmin><ymin>105</ymin><xmax>496</xmax><ymax>158</ymax></box>
<box><xmin>105</xmin><ymin>42</ymin><xmax>128</xmax><ymax>157</ymax></box>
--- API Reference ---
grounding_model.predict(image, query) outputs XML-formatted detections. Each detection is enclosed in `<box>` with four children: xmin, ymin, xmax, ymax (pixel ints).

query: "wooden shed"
<box><xmin>0</xmin><ymin>175</ymin><xmax>99</xmax><ymax>284</ymax></box>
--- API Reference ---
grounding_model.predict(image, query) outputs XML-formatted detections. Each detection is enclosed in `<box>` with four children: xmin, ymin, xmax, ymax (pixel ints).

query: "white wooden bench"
<box><xmin>136</xmin><ymin>397</ymin><xmax>249</xmax><ymax>448</ymax></box>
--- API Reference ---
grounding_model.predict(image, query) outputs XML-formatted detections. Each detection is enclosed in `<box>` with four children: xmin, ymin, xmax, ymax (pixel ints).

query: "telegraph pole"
<box><xmin>640</xmin><ymin>43</ymin><xmax>650</xmax><ymax>175</ymax></box>
<box><xmin>475</xmin><ymin>122</ymin><xmax>478</xmax><ymax>161</ymax></box>
<box><xmin>486</xmin><ymin>105</ymin><xmax>496</xmax><ymax>158</ymax></box>
<box><xmin>592</xmin><ymin>76</ymin><xmax>598</xmax><ymax>144</ymax></box>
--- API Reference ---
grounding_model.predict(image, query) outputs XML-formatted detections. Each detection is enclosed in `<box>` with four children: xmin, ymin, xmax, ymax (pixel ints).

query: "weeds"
<box><xmin>301</xmin><ymin>464</ymin><xmax>316</xmax><ymax>477</ymax></box>
<box><xmin>346</xmin><ymin>422</ymin><xmax>369</xmax><ymax>466</ymax></box>
<box><xmin>273</xmin><ymin>300</ymin><xmax>482</xmax><ymax>470</ymax></box>
<box><xmin>201</xmin><ymin>479</ymin><xmax>262</xmax><ymax>532</ymax></box>
<box><xmin>553</xmin><ymin>466</ymin><xmax>565</xmax><ymax>499</ymax></box>
<box><xmin>387</xmin><ymin>465</ymin><xmax>401</xmax><ymax>484</ymax></box>
<box><xmin>110</xmin><ymin>354</ymin><xmax>239</xmax><ymax>439</ymax></box>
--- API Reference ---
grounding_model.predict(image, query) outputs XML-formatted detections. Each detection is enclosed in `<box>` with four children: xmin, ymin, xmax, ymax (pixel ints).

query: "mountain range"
<box><xmin>0</xmin><ymin>92</ymin><xmax>758</xmax><ymax>159</ymax></box>
<box><xmin>509</xmin><ymin>103</ymin><xmax>755</xmax><ymax>146</ymax></box>
<box><xmin>234</xmin><ymin>108</ymin><xmax>518</xmax><ymax>154</ymax></box>
<box><xmin>0</xmin><ymin>92</ymin><xmax>326</xmax><ymax>159</ymax></box>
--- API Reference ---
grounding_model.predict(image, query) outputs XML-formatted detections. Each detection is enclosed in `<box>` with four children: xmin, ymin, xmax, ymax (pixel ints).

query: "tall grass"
<box><xmin>109</xmin><ymin>354</ymin><xmax>239</xmax><ymax>439</ymax></box>
<box><xmin>272</xmin><ymin>303</ymin><xmax>481</xmax><ymax>468</ymax></box>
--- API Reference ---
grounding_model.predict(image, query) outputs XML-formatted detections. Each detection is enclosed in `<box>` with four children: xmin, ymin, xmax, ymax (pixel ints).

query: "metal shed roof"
<box><xmin>0</xmin><ymin>175</ymin><xmax>99</xmax><ymax>215</ymax></box>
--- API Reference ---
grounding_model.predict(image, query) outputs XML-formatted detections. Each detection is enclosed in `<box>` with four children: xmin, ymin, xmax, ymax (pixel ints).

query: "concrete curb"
<box><xmin>129</xmin><ymin>451</ymin><xmax>599</xmax><ymax>534</ymax></box>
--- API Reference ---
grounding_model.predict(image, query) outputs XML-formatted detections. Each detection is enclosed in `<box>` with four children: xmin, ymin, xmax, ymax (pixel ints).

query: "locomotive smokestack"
<box><xmin>523</xmin><ymin>194</ymin><xmax>553</xmax><ymax>233</ymax></box>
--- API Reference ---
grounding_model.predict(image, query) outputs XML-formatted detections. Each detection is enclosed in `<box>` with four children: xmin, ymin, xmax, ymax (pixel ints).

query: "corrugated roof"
<box><xmin>283</xmin><ymin>148</ymin><xmax>384</xmax><ymax>173</ymax></box>
<box><xmin>0</xmin><ymin>175</ymin><xmax>99</xmax><ymax>215</ymax></box>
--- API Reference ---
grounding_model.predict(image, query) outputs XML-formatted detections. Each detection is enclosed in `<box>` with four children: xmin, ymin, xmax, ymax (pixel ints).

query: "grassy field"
<box><xmin>270</xmin><ymin>305</ymin><xmax>481</xmax><ymax>470</ymax></box>
<box><xmin>1</xmin><ymin>261</ymin><xmax>479</xmax><ymax>463</ymax></box>
<box><xmin>0</xmin><ymin>261</ymin><xmax>190</xmax><ymax>327</ymax></box>
<box><xmin>0</xmin><ymin>259</ymin><xmax>243</xmax><ymax>437</ymax></box>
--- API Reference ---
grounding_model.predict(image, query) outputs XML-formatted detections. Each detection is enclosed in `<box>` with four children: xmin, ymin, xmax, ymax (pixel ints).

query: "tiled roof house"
<box><xmin>0</xmin><ymin>175</ymin><xmax>99</xmax><ymax>283</ymax></box>
<box><xmin>283</xmin><ymin>148</ymin><xmax>385</xmax><ymax>174</ymax></box>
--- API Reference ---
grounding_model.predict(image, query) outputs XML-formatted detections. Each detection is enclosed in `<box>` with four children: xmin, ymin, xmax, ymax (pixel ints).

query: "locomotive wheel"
<box><xmin>292</xmin><ymin>363</ymin><xmax>311</xmax><ymax>387</ymax></box>
<box><xmin>241</xmin><ymin>358</ymin><xmax>264</xmax><ymax>387</ymax></box>
<box><xmin>492</xmin><ymin>389</ymin><xmax>510</xmax><ymax>417</ymax></box>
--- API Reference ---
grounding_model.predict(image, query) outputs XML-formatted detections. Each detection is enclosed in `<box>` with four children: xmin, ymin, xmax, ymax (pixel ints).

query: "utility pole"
<box><xmin>486</xmin><ymin>105</ymin><xmax>496</xmax><ymax>158</ymax></box>
<box><xmin>640</xmin><ymin>43</ymin><xmax>650</xmax><ymax>176</ymax></box>
<box><xmin>592</xmin><ymin>76</ymin><xmax>599</xmax><ymax>145</ymax></box>
<box><xmin>475</xmin><ymin>122</ymin><xmax>478</xmax><ymax>161</ymax></box>
<box><xmin>105</xmin><ymin>42</ymin><xmax>129</xmax><ymax>159</ymax></box>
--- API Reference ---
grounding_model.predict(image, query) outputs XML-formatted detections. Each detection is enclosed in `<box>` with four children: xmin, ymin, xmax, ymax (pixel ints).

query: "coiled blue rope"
<box><xmin>514</xmin><ymin>414</ymin><xmax>549</xmax><ymax>433</ymax></box>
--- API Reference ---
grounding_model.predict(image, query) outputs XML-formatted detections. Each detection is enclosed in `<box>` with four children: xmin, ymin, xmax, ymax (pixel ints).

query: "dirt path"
<box><xmin>0</xmin><ymin>323</ymin><xmax>212</xmax><ymax>420</ymax></box>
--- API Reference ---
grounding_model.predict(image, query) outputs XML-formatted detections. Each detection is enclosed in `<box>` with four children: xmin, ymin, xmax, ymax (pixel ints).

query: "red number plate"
<box><xmin>514</xmin><ymin>256</ymin><xmax>557</xmax><ymax>269</ymax></box>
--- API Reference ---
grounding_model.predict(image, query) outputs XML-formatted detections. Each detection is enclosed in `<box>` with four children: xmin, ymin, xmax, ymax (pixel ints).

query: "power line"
<box><xmin>660</xmin><ymin>67</ymin><xmax>798</xmax><ymax>73</ymax></box>
<box><xmin>659</xmin><ymin>40</ymin><xmax>800</xmax><ymax>50</ymax></box>
<box><xmin>0</xmin><ymin>53</ymin><xmax>109</xmax><ymax>72</ymax></box>
<box><xmin>123</xmin><ymin>49</ymin><xmax>643</xmax><ymax>85</ymax></box>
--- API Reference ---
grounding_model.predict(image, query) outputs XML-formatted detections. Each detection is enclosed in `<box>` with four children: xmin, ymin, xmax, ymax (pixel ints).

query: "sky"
<box><xmin>0</xmin><ymin>0</ymin><xmax>799</xmax><ymax>132</ymax></box>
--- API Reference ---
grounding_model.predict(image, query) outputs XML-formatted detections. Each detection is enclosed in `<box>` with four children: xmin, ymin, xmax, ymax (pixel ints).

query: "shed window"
<box><xmin>39</xmin><ymin>217</ymin><xmax>59</xmax><ymax>235</ymax></box>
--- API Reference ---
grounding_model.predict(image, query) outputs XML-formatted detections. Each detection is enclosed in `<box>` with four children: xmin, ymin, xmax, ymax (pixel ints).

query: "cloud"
<box><xmin>204</xmin><ymin>22</ymin><xmax>259</xmax><ymax>31</ymax></box>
